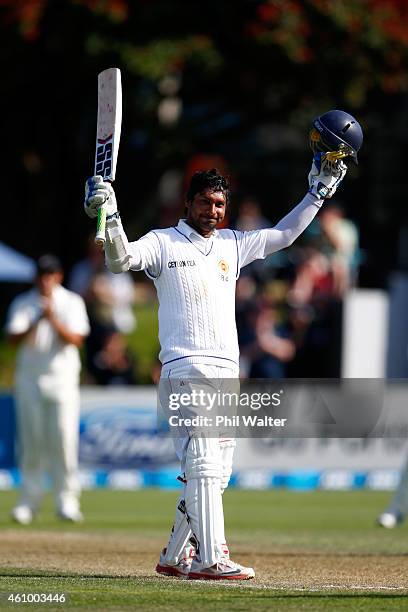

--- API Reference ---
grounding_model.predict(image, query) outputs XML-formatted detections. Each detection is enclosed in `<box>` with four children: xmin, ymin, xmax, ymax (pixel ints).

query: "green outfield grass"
<box><xmin>1</xmin><ymin>577</ymin><xmax>407</xmax><ymax>611</ymax></box>
<box><xmin>0</xmin><ymin>489</ymin><xmax>407</xmax><ymax>610</ymax></box>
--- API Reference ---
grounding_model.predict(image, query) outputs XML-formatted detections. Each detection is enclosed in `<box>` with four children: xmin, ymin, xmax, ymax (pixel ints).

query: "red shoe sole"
<box><xmin>188</xmin><ymin>571</ymin><xmax>254</xmax><ymax>580</ymax></box>
<box><xmin>155</xmin><ymin>563</ymin><xmax>186</xmax><ymax>578</ymax></box>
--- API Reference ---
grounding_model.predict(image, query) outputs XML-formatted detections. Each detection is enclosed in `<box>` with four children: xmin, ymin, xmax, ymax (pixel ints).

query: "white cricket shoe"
<box><xmin>156</xmin><ymin>547</ymin><xmax>194</xmax><ymax>578</ymax></box>
<box><xmin>188</xmin><ymin>558</ymin><xmax>255</xmax><ymax>580</ymax></box>
<box><xmin>377</xmin><ymin>511</ymin><xmax>403</xmax><ymax>529</ymax></box>
<box><xmin>11</xmin><ymin>505</ymin><xmax>34</xmax><ymax>525</ymax></box>
<box><xmin>57</xmin><ymin>507</ymin><xmax>84</xmax><ymax>522</ymax></box>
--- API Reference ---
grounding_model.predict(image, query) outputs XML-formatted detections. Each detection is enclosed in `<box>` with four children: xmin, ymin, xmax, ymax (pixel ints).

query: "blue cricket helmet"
<box><xmin>310</xmin><ymin>109</ymin><xmax>363</xmax><ymax>164</ymax></box>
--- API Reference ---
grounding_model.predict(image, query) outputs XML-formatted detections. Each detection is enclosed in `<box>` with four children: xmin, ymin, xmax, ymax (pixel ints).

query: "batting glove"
<box><xmin>308</xmin><ymin>153</ymin><xmax>347</xmax><ymax>199</ymax></box>
<box><xmin>84</xmin><ymin>175</ymin><xmax>118</xmax><ymax>219</ymax></box>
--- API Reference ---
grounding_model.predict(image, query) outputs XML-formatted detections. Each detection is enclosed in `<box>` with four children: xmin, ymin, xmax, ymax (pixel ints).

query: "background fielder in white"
<box><xmin>6</xmin><ymin>255</ymin><xmax>90</xmax><ymax>524</ymax></box>
<box><xmin>84</xmin><ymin>160</ymin><xmax>347</xmax><ymax>579</ymax></box>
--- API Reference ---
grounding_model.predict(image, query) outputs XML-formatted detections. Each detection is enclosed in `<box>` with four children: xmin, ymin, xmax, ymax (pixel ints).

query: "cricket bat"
<box><xmin>94</xmin><ymin>67</ymin><xmax>122</xmax><ymax>245</ymax></box>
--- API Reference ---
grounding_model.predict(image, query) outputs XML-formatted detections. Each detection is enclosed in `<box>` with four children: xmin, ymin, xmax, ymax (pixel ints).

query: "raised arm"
<box><xmin>84</xmin><ymin>176</ymin><xmax>161</xmax><ymax>277</ymax></box>
<box><xmin>236</xmin><ymin>153</ymin><xmax>348</xmax><ymax>269</ymax></box>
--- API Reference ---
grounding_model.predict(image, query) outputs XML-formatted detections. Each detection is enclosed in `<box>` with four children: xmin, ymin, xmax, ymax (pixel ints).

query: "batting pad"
<box><xmin>185</xmin><ymin>436</ymin><xmax>225</xmax><ymax>567</ymax></box>
<box><xmin>164</xmin><ymin>495</ymin><xmax>193</xmax><ymax>565</ymax></box>
<box><xmin>220</xmin><ymin>438</ymin><xmax>236</xmax><ymax>493</ymax></box>
<box><xmin>164</xmin><ymin>439</ymin><xmax>235</xmax><ymax>565</ymax></box>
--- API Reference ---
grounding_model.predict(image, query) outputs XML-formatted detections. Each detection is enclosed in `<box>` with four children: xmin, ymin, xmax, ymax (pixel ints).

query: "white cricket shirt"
<box><xmin>6</xmin><ymin>285</ymin><xmax>90</xmax><ymax>382</ymax></box>
<box><xmin>126</xmin><ymin>192</ymin><xmax>321</xmax><ymax>368</ymax></box>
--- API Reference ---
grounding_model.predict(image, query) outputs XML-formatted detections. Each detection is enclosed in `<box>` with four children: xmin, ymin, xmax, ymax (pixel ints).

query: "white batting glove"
<box><xmin>308</xmin><ymin>153</ymin><xmax>347</xmax><ymax>199</ymax></box>
<box><xmin>84</xmin><ymin>175</ymin><xmax>118</xmax><ymax>219</ymax></box>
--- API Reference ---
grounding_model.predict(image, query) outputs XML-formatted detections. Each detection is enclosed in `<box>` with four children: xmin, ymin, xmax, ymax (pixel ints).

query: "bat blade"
<box><xmin>94</xmin><ymin>67</ymin><xmax>122</xmax><ymax>244</ymax></box>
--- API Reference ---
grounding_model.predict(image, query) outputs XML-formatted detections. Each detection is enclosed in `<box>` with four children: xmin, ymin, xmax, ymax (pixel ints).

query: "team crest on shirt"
<box><xmin>218</xmin><ymin>259</ymin><xmax>229</xmax><ymax>282</ymax></box>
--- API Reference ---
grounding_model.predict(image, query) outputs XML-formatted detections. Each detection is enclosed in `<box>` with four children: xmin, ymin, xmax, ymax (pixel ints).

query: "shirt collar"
<box><xmin>176</xmin><ymin>219</ymin><xmax>217</xmax><ymax>241</ymax></box>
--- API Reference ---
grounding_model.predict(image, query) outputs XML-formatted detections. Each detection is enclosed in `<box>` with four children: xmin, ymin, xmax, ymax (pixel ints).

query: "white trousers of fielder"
<box><xmin>14</xmin><ymin>375</ymin><xmax>81</xmax><ymax>513</ymax></box>
<box><xmin>159</xmin><ymin>363</ymin><xmax>238</xmax><ymax>568</ymax></box>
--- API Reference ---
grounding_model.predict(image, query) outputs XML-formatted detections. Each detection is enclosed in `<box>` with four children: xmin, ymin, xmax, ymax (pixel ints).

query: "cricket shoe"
<box><xmin>57</xmin><ymin>506</ymin><xmax>84</xmax><ymax>523</ymax></box>
<box><xmin>11</xmin><ymin>504</ymin><xmax>34</xmax><ymax>525</ymax></box>
<box><xmin>188</xmin><ymin>558</ymin><xmax>255</xmax><ymax>580</ymax></box>
<box><xmin>155</xmin><ymin>546</ymin><xmax>195</xmax><ymax>578</ymax></box>
<box><xmin>377</xmin><ymin>511</ymin><xmax>404</xmax><ymax>529</ymax></box>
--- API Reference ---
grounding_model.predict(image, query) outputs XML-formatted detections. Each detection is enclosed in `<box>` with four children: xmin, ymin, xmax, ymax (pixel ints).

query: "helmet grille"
<box><xmin>309</xmin><ymin>128</ymin><xmax>332</xmax><ymax>154</ymax></box>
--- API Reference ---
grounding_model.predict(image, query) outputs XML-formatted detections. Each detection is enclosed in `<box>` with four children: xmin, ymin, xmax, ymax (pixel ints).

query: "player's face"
<box><xmin>36</xmin><ymin>272</ymin><xmax>63</xmax><ymax>297</ymax></box>
<box><xmin>186</xmin><ymin>189</ymin><xmax>226</xmax><ymax>237</ymax></box>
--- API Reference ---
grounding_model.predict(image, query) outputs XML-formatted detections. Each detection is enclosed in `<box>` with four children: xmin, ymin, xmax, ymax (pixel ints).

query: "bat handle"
<box><xmin>95</xmin><ymin>205</ymin><xmax>107</xmax><ymax>245</ymax></box>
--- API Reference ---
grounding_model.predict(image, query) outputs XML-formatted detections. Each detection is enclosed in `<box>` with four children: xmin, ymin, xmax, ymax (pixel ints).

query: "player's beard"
<box><xmin>199</xmin><ymin>216</ymin><xmax>218</xmax><ymax>234</ymax></box>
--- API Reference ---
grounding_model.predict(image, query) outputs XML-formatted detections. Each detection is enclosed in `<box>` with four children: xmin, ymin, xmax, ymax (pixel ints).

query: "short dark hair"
<box><xmin>186</xmin><ymin>168</ymin><xmax>230</xmax><ymax>205</ymax></box>
<box><xmin>36</xmin><ymin>254</ymin><xmax>62</xmax><ymax>276</ymax></box>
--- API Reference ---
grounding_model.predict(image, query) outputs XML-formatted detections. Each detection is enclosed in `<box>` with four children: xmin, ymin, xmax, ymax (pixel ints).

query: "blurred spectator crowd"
<box><xmin>68</xmin><ymin>235</ymin><xmax>139</xmax><ymax>386</ymax></box>
<box><xmin>234</xmin><ymin>196</ymin><xmax>359</xmax><ymax>380</ymax></box>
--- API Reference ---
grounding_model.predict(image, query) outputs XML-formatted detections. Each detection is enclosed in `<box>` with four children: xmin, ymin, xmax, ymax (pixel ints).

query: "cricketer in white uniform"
<box><xmin>377</xmin><ymin>457</ymin><xmax>408</xmax><ymax>528</ymax></box>
<box><xmin>6</xmin><ymin>255</ymin><xmax>90</xmax><ymax>525</ymax></box>
<box><xmin>84</xmin><ymin>158</ymin><xmax>347</xmax><ymax>579</ymax></box>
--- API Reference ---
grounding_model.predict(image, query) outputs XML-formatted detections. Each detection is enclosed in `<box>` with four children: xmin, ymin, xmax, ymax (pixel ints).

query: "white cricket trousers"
<box><xmin>14</xmin><ymin>376</ymin><xmax>81</xmax><ymax>512</ymax></box>
<box><xmin>160</xmin><ymin>362</ymin><xmax>238</xmax><ymax>567</ymax></box>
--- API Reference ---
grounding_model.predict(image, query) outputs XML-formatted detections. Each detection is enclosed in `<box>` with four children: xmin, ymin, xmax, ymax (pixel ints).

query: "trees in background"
<box><xmin>1</xmin><ymin>0</ymin><xmax>408</xmax><ymax>284</ymax></box>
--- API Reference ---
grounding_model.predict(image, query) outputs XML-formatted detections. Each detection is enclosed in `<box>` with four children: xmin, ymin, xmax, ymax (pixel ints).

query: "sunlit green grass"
<box><xmin>0</xmin><ymin>489</ymin><xmax>407</xmax><ymax>610</ymax></box>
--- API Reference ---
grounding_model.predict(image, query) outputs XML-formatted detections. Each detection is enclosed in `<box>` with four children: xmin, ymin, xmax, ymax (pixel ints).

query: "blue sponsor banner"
<box><xmin>0</xmin><ymin>467</ymin><xmax>401</xmax><ymax>491</ymax></box>
<box><xmin>0</xmin><ymin>394</ymin><xmax>16</xmax><ymax>469</ymax></box>
<box><xmin>286</xmin><ymin>470</ymin><xmax>320</xmax><ymax>491</ymax></box>
<box><xmin>79</xmin><ymin>388</ymin><xmax>177</xmax><ymax>469</ymax></box>
<box><xmin>0</xmin><ymin>388</ymin><xmax>179</xmax><ymax>471</ymax></box>
<box><xmin>2</xmin><ymin>387</ymin><xmax>406</xmax><ymax>490</ymax></box>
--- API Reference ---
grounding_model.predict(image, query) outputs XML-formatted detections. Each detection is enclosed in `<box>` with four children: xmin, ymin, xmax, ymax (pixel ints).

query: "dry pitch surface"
<box><xmin>0</xmin><ymin>489</ymin><xmax>407</xmax><ymax>610</ymax></box>
<box><xmin>2</xmin><ymin>530</ymin><xmax>408</xmax><ymax>591</ymax></box>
